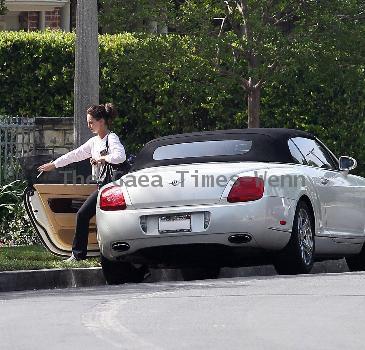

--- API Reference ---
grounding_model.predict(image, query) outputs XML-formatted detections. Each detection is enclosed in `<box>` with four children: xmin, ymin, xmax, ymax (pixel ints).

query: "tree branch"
<box><xmin>254</xmin><ymin>61</ymin><xmax>278</xmax><ymax>89</ymax></box>
<box><xmin>237</xmin><ymin>0</ymin><xmax>252</xmax><ymax>42</ymax></box>
<box><xmin>242</xmin><ymin>77</ymin><xmax>251</xmax><ymax>91</ymax></box>
<box><xmin>224</xmin><ymin>1</ymin><xmax>234</xmax><ymax>15</ymax></box>
<box><xmin>217</xmin><ymin>66</ymin><xmax>242</xmax><ymax>83</ymax></box>
<box><xmin>338</xmin><ymin>11</ymin><xmax>365</xmax><ymax>21</ymax></box>
<box><xmin>271</xmin><ymin>0</ymin><xmax>306</xmax><ymax>26</ymax></box>
<box><xmin>262</xmin><ymin>0</ymin><xmax>275</xmax><ymax>24</ymax></box>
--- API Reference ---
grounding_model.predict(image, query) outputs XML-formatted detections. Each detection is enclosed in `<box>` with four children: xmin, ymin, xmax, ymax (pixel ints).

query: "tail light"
<box><xmin>100</xmin><ymin>186</ymin><xmax>126</xmax><ymax>211</ymax></box>
<box><xmin>227</xmin><ymin>177</ymin><xmax>264</xmax><ymax>203</ymax></box>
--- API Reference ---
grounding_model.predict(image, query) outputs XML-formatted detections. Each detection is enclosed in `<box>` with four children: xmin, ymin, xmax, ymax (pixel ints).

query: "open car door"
<box><xmin>22</xmin><ymin>156</ymin><xmax>100</xmax><ymax>257</ymax></box>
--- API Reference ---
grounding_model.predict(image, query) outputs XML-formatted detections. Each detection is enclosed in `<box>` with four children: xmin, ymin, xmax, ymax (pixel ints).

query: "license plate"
<box><xmin>158</xmin><ymin>214</ymin><xmax>191</xmax><ymax>233</ymax></box>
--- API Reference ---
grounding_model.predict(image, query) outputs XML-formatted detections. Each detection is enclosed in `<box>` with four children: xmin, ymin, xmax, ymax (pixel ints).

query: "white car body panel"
<box><xmin>325</xmin><ymin>172</ymin><xmax>365</xmax><ymax>237</ymax></box>
<box><xmin>122</xmin><ymin>162</ymin><xmax>271</xmax><ymax>209</ymax></box>
<box><xmin>96</xmin><ymin>194</ymin><xmax>295</xmax><ymax>260</ymax></box>
<box><xmin>96</xmin><ymin>160</ymin><xmax>365</xmax><ymax>262</ymax></box>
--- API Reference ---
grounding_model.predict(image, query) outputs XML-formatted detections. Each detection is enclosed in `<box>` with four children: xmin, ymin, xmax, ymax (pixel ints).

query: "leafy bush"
<box><xmin>99</xmin><ymin>0</ymin><xmax>176</xmax><ymax>34</ymax></box>
<box><xmin>261</xmin><ymin>57</ymin><xmax>365</xmax><ymax>176</ymax></box>
<box><xmin>0</xmin><ymin>181</ymin><xmax>39</xmax><ymax>246</ymax></box>
<box><xmin>0</xmin><ymin>31</ymin><xmax>243</xmax><ymax>151</ymax></box>
<box><xmin>0</xmin><ymin>31</ymin><xmax>75</xmax><ymax>118</ymax></box>
<box><xmin>99</xmin><ymin>33</ymin><xmax>243</xmax><ymax>152</ymax></box>
<box><xmin>0</xmin><ymin>31</ymin><xmax>364</xmax><ymax>175</ymax></box>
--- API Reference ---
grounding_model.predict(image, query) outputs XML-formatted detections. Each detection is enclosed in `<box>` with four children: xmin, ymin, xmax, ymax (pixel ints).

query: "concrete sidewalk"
<box><xmin>0</xmin><ymin>259</ymin><xmax>349</xmax><ymax>293</ymax></box>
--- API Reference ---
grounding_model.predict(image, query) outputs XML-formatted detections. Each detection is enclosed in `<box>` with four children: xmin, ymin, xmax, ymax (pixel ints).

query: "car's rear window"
<box><xmin>153</xmin><ymin>140</ymin><xmax>253</xmax><ymax>161</ymax></box>
<box><xmin>131</xmin><ymin>132</ymin><xmax>293</xmax><ymax>171</ymax></box>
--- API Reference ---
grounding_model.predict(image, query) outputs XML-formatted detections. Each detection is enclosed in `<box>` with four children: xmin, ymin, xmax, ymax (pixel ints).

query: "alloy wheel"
<box><xmin>297</xmin><ymin>208</ymin><xmax>314</xmax><ymax>266</ymax></box>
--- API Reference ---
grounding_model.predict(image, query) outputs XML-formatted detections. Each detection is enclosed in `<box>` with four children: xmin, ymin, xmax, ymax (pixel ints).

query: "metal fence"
<box><xmin>0</xmin><ymin>117</ymin><xmax>35</xmax><ymax>185</ymax></box>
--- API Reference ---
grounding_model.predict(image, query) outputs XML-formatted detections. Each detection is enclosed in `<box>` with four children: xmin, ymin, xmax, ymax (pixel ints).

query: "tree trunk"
<box><xmin>74</xmin><ymin>0</ymin><xmax>99</xmax><ymax>147</ymax></box>
<box><xmin>247</xmin><ymin>86</ymin><xmax>261</xmax><ymax>128</ymax></box>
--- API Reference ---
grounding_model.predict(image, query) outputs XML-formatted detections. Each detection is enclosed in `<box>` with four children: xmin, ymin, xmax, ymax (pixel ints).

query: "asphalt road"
<box><xmin>1</xmin><ymin>272</ymin><xmax>365</xmax><ymax>350</ymax></box>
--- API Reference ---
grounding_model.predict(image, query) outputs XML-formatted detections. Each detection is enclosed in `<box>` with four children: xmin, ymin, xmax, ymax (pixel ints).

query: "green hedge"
<box><xmin>99</xmin><ymin>33</ymin><xmax>243</xmax><ymax>152</ymax></box>
<box><xmin>261</xmin><ymin>59</ymin><xmax>365</xmax><ymax>176</ymax></box>
<box><xmin>0</xmin><ymin>31</ymin><xmax>75</xmax><ymax>117</ymax></box>
<box><xmin>0</xmin><ymin>31</ymin><xmax>364</xmax><ymax>174</ymax></box>
<box><xmin>0</xmin><ymin>31</ymin><xmax>243</xmax><ymax>153</ymax></box>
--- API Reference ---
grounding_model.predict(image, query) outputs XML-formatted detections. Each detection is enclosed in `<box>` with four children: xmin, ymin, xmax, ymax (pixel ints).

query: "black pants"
<box><xmin>72</xmin><ymin>190</ymin><xmax>98</xmax><ymax>259</ymax></box>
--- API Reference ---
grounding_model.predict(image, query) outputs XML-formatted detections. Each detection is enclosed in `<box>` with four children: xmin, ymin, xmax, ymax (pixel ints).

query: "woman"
<box><xmin>38</xmin><ymin>103</ymin><xmax>126</xmax><ymax>261</ymax></box>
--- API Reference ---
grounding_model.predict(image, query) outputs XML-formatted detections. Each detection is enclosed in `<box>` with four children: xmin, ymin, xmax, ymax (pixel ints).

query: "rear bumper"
<box><xmin>96</xmin><ymin>196</ymin><xmax>296</xmax><ymax>263</ymax></box>
<box><xmin>114</xmin><ymin>243</ymin><xmax>271</xmax><ymax>268</ymax></box>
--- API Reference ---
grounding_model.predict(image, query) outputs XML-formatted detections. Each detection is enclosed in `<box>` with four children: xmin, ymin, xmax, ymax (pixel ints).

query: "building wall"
<box><xmin>19</xmin><ymin>8</ymin><xmax>61</xmax><ymax>31</ymax></box>
<box><xmin>34</xmin><ymin>117</ymin><xmax>73</xmax><ymax>156</ymax></box>
<box><xmin>1</xmin><ymin>117</ymin><xmax>74</xmax><ymax>184</ymax></box>
<box><xmin>0</xmin><ymin>12</ymin><xmax>20</xmax><ymax>30</ymax></box>
<box><xmin>26</xmin><ymin>11</ymin><xmax>38</xmax><ymax>30</ymax></box>
<box><xmin>45</xmin><ymin>7</ymin><xmax>61</xmax><ymax>29</ymax></box>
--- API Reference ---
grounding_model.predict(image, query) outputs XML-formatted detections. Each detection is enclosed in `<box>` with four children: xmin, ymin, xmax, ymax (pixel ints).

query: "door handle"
<box><xmin>321</xmin><ymin>177</ymin><xmax>330</xmax><ymax>185</ymax></box>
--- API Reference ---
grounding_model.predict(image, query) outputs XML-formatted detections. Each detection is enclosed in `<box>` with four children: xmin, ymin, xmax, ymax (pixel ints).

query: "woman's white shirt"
<box><xmin>53</xmin><ymin>133</ymin><xmax>126</xmax><ymax>168</ymax></box>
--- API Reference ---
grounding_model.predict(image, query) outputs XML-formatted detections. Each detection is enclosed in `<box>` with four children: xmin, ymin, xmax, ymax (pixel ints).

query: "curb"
<box><xmin>155</xmin><ymin>259</ymin><xmax>349</xmax><ymax>280</ymax></box>
<box><xmin>0</xmin><ymin>267</ymin><xmax>106</xmax><ymax>293</ymax></box>
<box><xmin>0</xmin><ymin>259</ymin><xmax>349</xmax><ymax>293</ymax></box>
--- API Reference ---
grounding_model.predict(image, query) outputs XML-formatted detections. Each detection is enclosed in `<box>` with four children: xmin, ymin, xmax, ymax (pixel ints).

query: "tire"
<box><xmin>180</xmin><ymin>267</ymin><xmax>220</xmax><ymax>281</ymax></box>
<box><xmin>273</xmin><ymin>201</ymin><xmax>315</xmax><ymax>275</ymax></box>
<box><xmin>101</xmin><ymin>255</ymin><xmax>148</xmax><ymax>285</ymax></box>
<box><xmin>346</xmin><ymin>246</ymin><xmax>365</xmax><ymax>271</ymax></box>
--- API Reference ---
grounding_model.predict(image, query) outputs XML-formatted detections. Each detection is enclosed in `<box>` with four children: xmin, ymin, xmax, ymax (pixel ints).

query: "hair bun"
<box><xmin>87</xmin><ymin>103</ymin><xmax>118</xmax><ymax>127</ymax></box>
<box><xmin>104</xmin><ymin>103</ymin><xmax>118</xmax><ymax>121</ymax></box>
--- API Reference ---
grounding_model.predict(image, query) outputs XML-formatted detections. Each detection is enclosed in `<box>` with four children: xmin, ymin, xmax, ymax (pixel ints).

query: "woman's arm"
<box><xmin>104</xmin><ymin>133</ymin><xmax>126</xmax><ymax>164</ymax></box>
<box><xmin>38</xmin><ymin>138</ymin><xmax>93</xmax><ymax>172</ymax></box>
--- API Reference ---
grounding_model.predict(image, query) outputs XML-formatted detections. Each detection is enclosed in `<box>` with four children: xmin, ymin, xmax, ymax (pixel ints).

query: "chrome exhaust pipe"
<box><xmin>228</xmin><ymin>234</ymin><xmax>252</xmax><ymax>244</ymax></box>
<box><xmin>111</xmin><ymin>242</ymin><xmax>130</xmax><ymax>252</ymax></box>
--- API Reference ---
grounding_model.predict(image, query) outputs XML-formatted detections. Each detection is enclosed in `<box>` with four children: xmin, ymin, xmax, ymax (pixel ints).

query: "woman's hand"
<box><xmin>37</xmin><ymin>162</ymin><xmax>56</xmax><ymax>172</ymax></box>
<box><xmin>90</xmin><ymin>157</ymin><xmax>106</xmax><ymax>165</ymax></box>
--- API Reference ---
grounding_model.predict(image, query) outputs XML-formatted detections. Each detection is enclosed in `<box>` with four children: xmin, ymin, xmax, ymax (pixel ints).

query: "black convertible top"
<box><xmin>144</xmin><ymin>128</ymin><xmax>312</xmax><ymax>144</ymax></box>
<box><xmin>131</xmin><ymin>128</ymin><xmax>315</xmax><ymax>171</ymax></box>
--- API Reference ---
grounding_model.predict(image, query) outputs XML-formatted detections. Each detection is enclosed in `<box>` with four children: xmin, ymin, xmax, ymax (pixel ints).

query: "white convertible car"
<box><xmin>25</xmin><ymin>128</ymin><xmax>365</xmax><ymax>284</ymax></box>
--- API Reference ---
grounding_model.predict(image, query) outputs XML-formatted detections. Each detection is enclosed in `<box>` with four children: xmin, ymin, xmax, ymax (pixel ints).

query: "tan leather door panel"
<box><xmin>33</xmin><ymin>184</ymin><xmax>99</xmax><ymax>253</ymax></box>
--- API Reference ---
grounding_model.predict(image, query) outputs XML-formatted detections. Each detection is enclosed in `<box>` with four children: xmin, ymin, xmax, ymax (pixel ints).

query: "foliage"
<box><xmin>98</xmin><ymin>0</ymin><xmax>365</xmax><ymax>126</ymax></box>
<box><xmin>175</xmin><ymin>0</ymin><xmax>223</xmax><ymax>35</ymax></box>
<box><xmin>0</xmin><ymin>31</ymin><xmax>242</xmax><ymax>151</ymax></box>
<box><xmin>0</xmin><ymin>31</ymin><xmax>75</xmax><ymax>118</ymax></box>
<box><xmin>0</xmin><ymin>180</ymin><xmax>39</xmax><ymax>246</ymax></box>
<box><xmin>0</xmin><ymin>180</ymin><xmax>22</xmax><ymax>219</ymax></box>
<box><xmin>99</xmin><ymin>0</ymin><xmax>176</xmax><ymax>34</ymax></box>
<box><xmin>261</xmin><ymin>59</ymin><xmax>365</xmax><ymax>176</ymax></box>
<box><xmin>98</xmin><ymin>33</ymin><xmax>243</xmax><ymax>151</ymax></box>
<box><xmin>176</xmin><ymin>0</ymin><xmax>365</xmax><ymax>127</ymax></box>
<box><xmin>0</xmin><ymin>31</ymin><xmax>364</xmax><ymax>175</ymax></box>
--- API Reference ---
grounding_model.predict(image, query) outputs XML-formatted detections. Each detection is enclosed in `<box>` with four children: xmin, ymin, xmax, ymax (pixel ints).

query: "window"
<box><xmin>291</xmin><ymin>137</ymin><xmax>337</xmax><ymax>169</ymax></box>
<box><xmin>288</xmin><ymin>139</ymin><xmax>306</xmax><ymax>165</ymax></box>
<box><xmin>153</xmin><ymin>140</ymin><xmax>253</xmax><ymax>161</ymax></box>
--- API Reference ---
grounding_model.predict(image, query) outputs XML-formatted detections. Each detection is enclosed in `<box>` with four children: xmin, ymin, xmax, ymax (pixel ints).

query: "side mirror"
<box><xmin>339</xmin><ymin>156</ymin><xmax>357</xmax><ymax>172</ymax></box>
